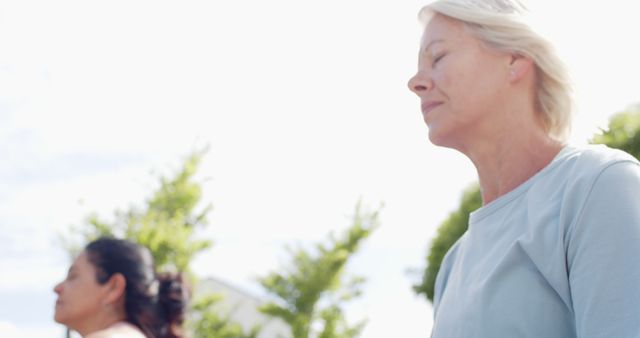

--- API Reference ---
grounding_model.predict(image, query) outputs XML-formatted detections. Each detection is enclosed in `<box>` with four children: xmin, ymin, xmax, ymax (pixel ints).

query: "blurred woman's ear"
<box><xmin>103</xmin><ymin>273</ymin><xmax>127</xmax><ymax>305</ymax></box>
<box><xmin>508</xmin><ymin>54</ymin><xmax>533</xmax><ymax>82</ymax></box>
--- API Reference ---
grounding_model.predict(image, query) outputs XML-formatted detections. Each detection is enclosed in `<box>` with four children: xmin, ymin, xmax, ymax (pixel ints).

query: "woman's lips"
<box><xmin>421</xmin><ymin>101</ymin><xmax>443</xmax><ymax>116</ymax></box>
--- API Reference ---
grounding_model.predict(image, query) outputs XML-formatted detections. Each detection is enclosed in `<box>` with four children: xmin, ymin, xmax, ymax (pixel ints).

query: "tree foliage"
<box><xmin>58</xmin><ymin>145</ymin><xmax>389</xmax><ymax>338</ymax></box>
<box><xmin>414</xmin><ymin>104</ymin><xmax>640</xmax><ymax>303</ymax></box>
<box><xmin>61</xmin><ymin>149</ymin><xmax>257</xmax><ymax>338</ymax></box>
<box><xmin>590</xmin><ymin>104</ymin><xmax>640</xmax><ymax>158</ymax></box>
<box><xmin>258</xmin><ymin>203</ymin><xmax>380</xmax><ymax>338</ymax></box>
<box><xmin>62</xmin><ymin>149</ymin><xmax>212</xmax><ymax>273</ymax></box>
<box><xmin>413</xmin><ymin>184</ymin><xmax>481</xmax><ymax>302</ymax></box>
<box><xmin>191</xmin><ymin>295</ymin><xmax>261</xmax><ymax>338</ymax></box>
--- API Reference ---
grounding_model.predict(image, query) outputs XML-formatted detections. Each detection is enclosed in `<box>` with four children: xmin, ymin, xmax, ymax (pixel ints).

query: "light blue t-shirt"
<box><xmin>432</xmin><ymin>145</ymin><xmax>640</xmax><ymax>338</ymax></box>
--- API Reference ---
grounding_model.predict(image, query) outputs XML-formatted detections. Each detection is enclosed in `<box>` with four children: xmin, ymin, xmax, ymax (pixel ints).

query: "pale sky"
<box><xmin>1</xmin><ymin>1</ymin><xmax>639</xmax><ymax>337</ymax></box>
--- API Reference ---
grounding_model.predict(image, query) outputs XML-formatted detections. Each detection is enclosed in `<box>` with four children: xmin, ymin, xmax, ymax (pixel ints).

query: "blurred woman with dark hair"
<box><xmin>53</xmin><ymin>237</ymin><xmax>189</xmax><ymax>338</ymax></box>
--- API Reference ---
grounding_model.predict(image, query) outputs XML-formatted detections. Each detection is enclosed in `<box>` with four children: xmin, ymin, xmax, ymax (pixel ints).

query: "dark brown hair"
<box><xmin>85</xmin><ymin>237</ymin><xmax>188</xmax><ymax>338</ymax></box>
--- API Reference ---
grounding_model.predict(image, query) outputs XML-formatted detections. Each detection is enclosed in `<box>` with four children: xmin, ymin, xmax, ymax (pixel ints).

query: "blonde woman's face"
<box><xmin>53</xmin><ymin>251</ymin><xmax>110</xmax><ymax>329</ymax></box>
<box><xmin>408</xmin><ymin>14</ymin><xmax>512</xmax><ymax>149</ymax></box>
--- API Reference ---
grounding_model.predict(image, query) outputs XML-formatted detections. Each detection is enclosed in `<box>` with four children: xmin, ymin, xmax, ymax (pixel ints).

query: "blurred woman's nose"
<box><xmin>54</xmin><ymin>281</ymin><xmax>63</xmax><ymax>294</ymax></box>
<box><xmin>408</xmin><ymin>71</ymin><xmax>431</xmax><ymax>95</ymax></box>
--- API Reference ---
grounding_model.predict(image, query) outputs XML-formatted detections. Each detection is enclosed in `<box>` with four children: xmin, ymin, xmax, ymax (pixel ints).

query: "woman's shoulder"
<box><xmin>527</xmin><ymin>144</ymin><xmax>639</xmax><ymax>222</ymax></box>
<box><xmin>562</xmin><ymin>144</ymin><xmax>637</xmax><ymax>167</ymax></box>
<box><xmin>84</xmin><ymin>322</ymin><xmax>147</xmax><ymax>338</ymax></box>
<box><xmin>549</xmin><ymin>144</ymin><xmax>638</xmax><ymax>186</ymax></box>
<box><xmin>553</xmin><ymin>144</ymin><xmax>640</xmax><ymax>223</ymax></box>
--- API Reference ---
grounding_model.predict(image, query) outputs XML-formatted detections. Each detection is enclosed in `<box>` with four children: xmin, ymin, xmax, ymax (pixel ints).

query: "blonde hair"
<box><xmin>419</xmin><ymin>0</ymin><xmax>574</xmax><ymax>142</ymax></box>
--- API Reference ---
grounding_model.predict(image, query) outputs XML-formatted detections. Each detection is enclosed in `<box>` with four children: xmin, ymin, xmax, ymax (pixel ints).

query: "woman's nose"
<box><xmin>408</xmin><ymin>71</ymin><xmax>432</xmax><ymax>95</ymax></box>
<box><xmin>53</xmin><ymin>281</ymin><xmax>63</xmax><ymax>294</ymax></box>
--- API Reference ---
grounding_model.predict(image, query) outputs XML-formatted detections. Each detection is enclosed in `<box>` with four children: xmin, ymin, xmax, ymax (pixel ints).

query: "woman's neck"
<box><xmin>77</xmin><ymin>311</ymin><xmax>126</xmax><ymax>337</ymax></box>
<box><xmin>467</xmin><ymin>127</ymin><xmax>563</xmax><ymax>205</ymax></box>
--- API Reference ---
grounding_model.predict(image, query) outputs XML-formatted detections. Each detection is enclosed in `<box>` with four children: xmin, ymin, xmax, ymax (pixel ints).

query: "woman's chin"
<box><xmin>53</xmin><ymin>310</ymin><xmax>66</xmax><ymax>325</ymax></box>
<box><xmin>427</xmin><ymin>128</ymin><xmax>448</xmax><ymax>147</ymax></box>
<box><xmin>427</xmin><ymin>125</ymin><xmax>462</xmax><ymax>150</ymax></box>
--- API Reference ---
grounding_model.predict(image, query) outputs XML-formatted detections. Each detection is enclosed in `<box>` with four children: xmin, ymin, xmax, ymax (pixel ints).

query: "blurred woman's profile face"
<box><xmin>53</xmin><ymin>251</ymin><xmax>110</xmax><ymax>329</ymax></box>
<box><xmin>408</xmin><ymin>14</ymin><xmax>512</xmax><ymax>149</ymax></box>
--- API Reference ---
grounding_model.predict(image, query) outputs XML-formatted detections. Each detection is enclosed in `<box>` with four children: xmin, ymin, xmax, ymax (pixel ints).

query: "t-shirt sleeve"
<box><xmin>566</xmin><ymin>160</ymin><xmax>640</xmax><ymax>338</ymax></box>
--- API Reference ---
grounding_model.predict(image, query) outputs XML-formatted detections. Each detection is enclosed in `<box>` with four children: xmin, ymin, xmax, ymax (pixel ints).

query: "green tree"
<box><xmin>413</xmin><ymin>184</ymin><xmax>481</xmax><ymax>302</ymax></box>
<box><xmin>590</xmin><ymin>104</ymin><xmax>640</xmax><ymax>158</ymax></box>
<box><xmin>258</xmin><ymin>203</ymin><xmax>380</xmax><ymax>338</ymax></box>
<box><xmin>62</xmin><ymin>149</ymin><xmax>212</xmax><ymax>273</ymax></box>
<box><xmin>191</xmin><ymin>295</ymin><xmax>261</xmax><ymax>338</ymax></box>
<box><xmin>413</xmin><ymin>103</ymin><xmax>640</xmax><ymax>303</ymax></box>
<box><xmin>61</xmin><ymin>149</ymin><xmax>257</xmax><ymax>338</ymax></box>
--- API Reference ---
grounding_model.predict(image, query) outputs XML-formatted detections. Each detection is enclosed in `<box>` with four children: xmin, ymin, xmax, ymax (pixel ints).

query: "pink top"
<box><xmin>84</xmin><ymin>322</ymin><xmax>147</xmax><ymax>338</ymax></box>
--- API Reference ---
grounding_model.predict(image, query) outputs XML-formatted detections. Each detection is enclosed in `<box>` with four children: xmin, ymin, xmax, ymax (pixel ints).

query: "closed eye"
<box><xmin>433</xmin><ymin>53</ymin><xmax>446</xmax><ymax>67</ymax></box>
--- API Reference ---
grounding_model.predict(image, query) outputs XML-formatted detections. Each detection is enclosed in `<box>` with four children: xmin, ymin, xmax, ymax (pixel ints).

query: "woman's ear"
<box><xmin>508</xmin><ymin>54</ymin><xmax>533</xmax><ymax>82</ymax></box>
<box><xmin>103</xmin><ymin>273</ymin><xmax>127</xmax><ymax>305</ymax></box>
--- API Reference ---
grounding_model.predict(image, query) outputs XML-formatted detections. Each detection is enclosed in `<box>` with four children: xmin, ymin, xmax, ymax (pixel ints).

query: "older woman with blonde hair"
<box><xmin>408</xmin><ymin>0</ymin><xmax>640</xmax><ymax>337</ymax></box>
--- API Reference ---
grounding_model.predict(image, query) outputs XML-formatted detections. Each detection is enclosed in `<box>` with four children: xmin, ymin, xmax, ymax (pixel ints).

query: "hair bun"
<box><xmin>157</xmin><ymin>273</ymin><xmax>189</xmax><ymax>338</ymax></box>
